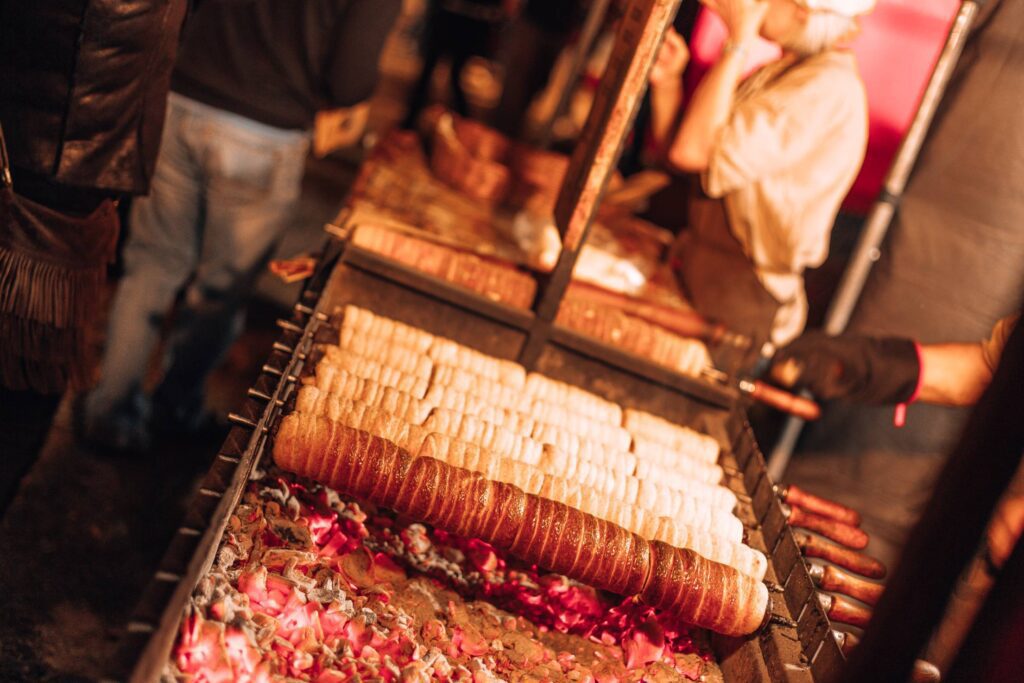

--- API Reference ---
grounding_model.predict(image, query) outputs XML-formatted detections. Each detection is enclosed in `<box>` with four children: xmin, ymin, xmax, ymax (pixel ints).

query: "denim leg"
<box><xmin>152</xmin><ymin>113</ymin><xmax>309</xmax><ymax>427</ymax></box>
<box><xmin>84</xmin><ymin>99</ymin><xmax>203</xmax><ymax>438</ymax></box>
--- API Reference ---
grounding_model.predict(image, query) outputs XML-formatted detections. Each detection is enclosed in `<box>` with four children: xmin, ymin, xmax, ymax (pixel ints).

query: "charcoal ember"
<box><xmin>285</xmin><ymin>494</ymin><xmax>302</xmax><ymax>519</ymax></box>
<box><xmin>192</xmin><ymin>574</ymin><xmax>216</xmax><ymax>607</ymax></box>
<box><xmin>208</xmin><ymin>584</ymin><xmax>252</xmax><ymax>625</ymax></box>
<box><xmin>215</xmin><ymin>543</ymin><xmax>240</xmax><ymax>570</ymax></box>
<box><xmin>266</xmin><ymin>507</ymin><xmax>312</xmax><ymax>546</ymax></box>
<box><xmin>500</xmin><ymin>630</ymin><xmax>549</xmax><ymax>668</ymax></box>
<box><xmin>258</xmin><ymin>478</ymin><xmax>291</xmax><ymax>506</ymax></box>
<box><xmin>334</xmin><ymin>549</ymin><xmax>370</xmax><ymax>591</ymax></box>
<box><xmin>392</xmin><ymin>579</ymin><xmax>446</xmax><ymax>626</ymax></box>
<box><xmin>171</xmin><ymin>469</ymin><xmax>723</xmax><ymax>682</ymax></box>
<box><xmin>250</xmin><ymin>612</ymin><xmax>278</xmax><ymax>649</ymax></box>
<box><xmin>400</xmin><ymin>659</ymin><xmax>432</xmax><ymax>683</ymax></box>
<box><xmin>308</xmin><ymin>572</ymin><xmax>348</xmax><ymax>605</ymax></box>
<box><xmin>467</xmin><ymin>656</ymin><xmax>502</xmax><ymax>682</ymax></box>
<box><xmin>401</xmin><ymin>523</ymin><xmax>433</xmax><ymax>555</ymax></box>
<box><xmin>421</xmin><ymin>618</ymin><xmax>450</xmax><ymax>647</ymax></box>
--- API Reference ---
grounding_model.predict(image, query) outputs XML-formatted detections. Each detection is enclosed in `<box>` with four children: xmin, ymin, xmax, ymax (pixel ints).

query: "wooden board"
<box><xmin>553</xmin><ymin>0</ymin><xmax>682</xmax><ymax>252</ymax></box>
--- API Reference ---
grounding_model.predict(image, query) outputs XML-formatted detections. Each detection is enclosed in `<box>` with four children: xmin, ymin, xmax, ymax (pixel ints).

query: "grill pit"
<box><xmin>169</xmin><ymin>468</ymin><xmax>725</xmax><ymax>682</ymax></box>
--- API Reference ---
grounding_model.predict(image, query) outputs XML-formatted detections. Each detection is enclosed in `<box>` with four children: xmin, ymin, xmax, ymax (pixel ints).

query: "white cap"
<box><xmin>796</xmin><ymin>0</ymin><xmax>875</xmax><ymax>16</ymax></box>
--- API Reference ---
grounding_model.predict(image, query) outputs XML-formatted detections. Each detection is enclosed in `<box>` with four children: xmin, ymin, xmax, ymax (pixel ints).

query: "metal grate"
<box><xmin>118</xmin><ymin>242</ymin><xmax>842</xmax><ymax>683</ymax></box>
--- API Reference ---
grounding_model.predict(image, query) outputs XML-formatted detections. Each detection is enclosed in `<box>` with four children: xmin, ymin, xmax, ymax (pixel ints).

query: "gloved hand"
<box><xmin>770</xmin><ymin>332</ymin><xmax>921</xmax><ymax>404</ymax></box>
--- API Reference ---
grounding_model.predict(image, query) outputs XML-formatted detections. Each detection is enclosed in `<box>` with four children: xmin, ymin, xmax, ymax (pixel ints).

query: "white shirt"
<box><xmin>703</xmin><ymin>50</ymin><xmax>869</xmax><ymax>345</ymax></box>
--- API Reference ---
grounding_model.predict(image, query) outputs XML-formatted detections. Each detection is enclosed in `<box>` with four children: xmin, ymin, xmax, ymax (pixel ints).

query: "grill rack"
<box><xmin>116</xmin><ymin>240</ymin><xmax>844</xmax><ymax>683</ymax></box>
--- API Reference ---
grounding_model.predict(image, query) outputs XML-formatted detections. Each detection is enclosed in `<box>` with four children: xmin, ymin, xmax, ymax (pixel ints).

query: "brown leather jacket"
<box><xmin>0</xmin><ymin>0</ymin><xmax>188</xmax><ymax>196</ymax></box>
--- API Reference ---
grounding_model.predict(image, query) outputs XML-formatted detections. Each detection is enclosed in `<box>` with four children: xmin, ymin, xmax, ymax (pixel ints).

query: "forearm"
<box><xmin>668</xmin><ymin>49</ymin><xmax>746</xmax><ymax>172</ymax></box>
<box><xmin>918</xmin><ymin>343</ymin><xmax>993</xmax><ymax>407</ymax></box>
<box><xmin>649</xmin><ymin>81</ymin><xmax>684</xmax><ymax>155</ymax></box>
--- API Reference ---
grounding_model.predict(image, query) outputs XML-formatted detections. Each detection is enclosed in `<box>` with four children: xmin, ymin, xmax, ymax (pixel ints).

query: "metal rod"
<box><xmin>276</xmin><ymin>319</ymin><xmax>304</xmax><ymax>334</ymax></box>
<box><xmin>768</xmin><ymin>613</ymin><xmax>799</xmax><ymax>629</ymax></box>
<box><xmin>537</xmin><ymin>0</ymin><xmax>613</xmax><ymax>149</ymax></box>
<box><xmin>272</xmin><ymin>341</ymin><xmax>296</xmax><ymax>355</ymax></box>
<box><xmin>766</xmin><ymin>0</ymin><xmax>980</xmax><ymax>479</ymax></box>
<box><xmin>227</xmin><ymin>413</ymin><xmax>260</xmax><ymax>430</ymax></box>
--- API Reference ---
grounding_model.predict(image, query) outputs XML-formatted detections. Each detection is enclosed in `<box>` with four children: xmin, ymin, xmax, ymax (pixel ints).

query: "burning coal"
<box><xmin>169</xmin><ymin>469</ymin><xmax>721</xmax><ymax>682</ymax></box>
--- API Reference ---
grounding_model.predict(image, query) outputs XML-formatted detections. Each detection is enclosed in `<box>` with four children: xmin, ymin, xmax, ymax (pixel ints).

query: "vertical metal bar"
<box><xmin>537</xmin><ymin>0</ymin><xmax>613</xmax><ymax>149</ymax></box>
<box><xmin>766</xmin><ymin>0</ymin><xmax>980</xmax><ymax>479</ymax></box>
<box><xmin>824</xmin><ymin>1</ymin><xmax>979</xmax><ymax>336</ymax></box>
<box><xmin>523</xmin><ymin>0</ymin><xmax>681</xmax><ymax>366</ymax></box>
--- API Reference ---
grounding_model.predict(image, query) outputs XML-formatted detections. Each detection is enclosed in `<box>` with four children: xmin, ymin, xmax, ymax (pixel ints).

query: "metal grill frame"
<box><xmin>118</xmin><ymin>240</ymin><xmax>843</xmax><ymax>683</ymax></box>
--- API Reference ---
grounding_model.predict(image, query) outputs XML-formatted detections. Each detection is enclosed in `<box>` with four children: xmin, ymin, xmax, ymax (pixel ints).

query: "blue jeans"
<box><xmin>84</xmin><ymin>94</ymin><xmax>309</xmax><ymax>439</ymax></box>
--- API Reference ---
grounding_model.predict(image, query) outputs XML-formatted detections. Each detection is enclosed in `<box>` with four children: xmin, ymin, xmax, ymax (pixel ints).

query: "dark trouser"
<box><xmin>0</xmin><ymin>387</ymin><xmax>61</xmax><ymax>517</ymax></box>
<box><xmin>671</xmin><ymin>189</ymin><xmax>779</xmax><ymax>347</ymax></box>
<box><xmin>404</xmin><ymin>11</ymin><xmax>495</xmax><ymax>127</ymax></box>
<box><xmin>492</xmin><ymin>18</ymin><xmax>568</xmax><ymax>139</ymax></box>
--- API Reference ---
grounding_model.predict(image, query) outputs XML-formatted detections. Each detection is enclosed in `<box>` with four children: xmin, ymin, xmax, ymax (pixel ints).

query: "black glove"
<box><xmin>770</xmin><ymin>332</ymin><xmax>921</xmax><ymax>404</ymax></box>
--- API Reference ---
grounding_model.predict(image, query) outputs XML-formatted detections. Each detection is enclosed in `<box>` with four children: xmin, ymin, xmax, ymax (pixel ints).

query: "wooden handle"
<box><xmin>745</xmin><ymin>380</ymin><xmax>822</xmax><ymax>421</ymax></box>
<box><xmin>814</xmin><ymin>563</ymin><xmax>885</xmax><ymax>606</ymax></box>
<box><xmin>835</xmin><ymin>632</ymin><xmax>940</xmax><ymax>682</ymax></box>
<box><xmin>787</xmin><ymin>505</ymin><xmax>869</xmax><ymax>550</ymax></box>
<box><xmin>794</xmin><ymin>530</ymin><xmax>887</xmax><ymax>579</ymax></box>
<box><xmin>783</xmin><ymin>484</ymin><xmax>862</xmax><ymax>526</ymax></box>
<box><xmin>820</xmin><ymin>592</ymin><xmax>872</xmax><ymax>628</ymax></box>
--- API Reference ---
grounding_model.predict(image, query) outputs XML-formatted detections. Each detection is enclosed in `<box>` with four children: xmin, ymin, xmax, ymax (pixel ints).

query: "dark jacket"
<box><xmin>171</xmin><ymin>0</ymin><xmax>401</xmax><ymax>131</ymax></box>
<box><xmin>0</xmin><ymin>0</ymin><xmax>189</xmax><ymax>196</ymax></box>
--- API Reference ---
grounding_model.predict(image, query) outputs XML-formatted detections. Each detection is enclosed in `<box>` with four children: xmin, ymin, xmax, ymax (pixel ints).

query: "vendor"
<box><xmin>648</xmin><ymin>0</ymin><xmax>872</xmax><ymax>345</ymax></box>
<box><xmin>770</xmin><ymin>314</ymin><xmax>1022</xmax><ymax>669</ymax></box>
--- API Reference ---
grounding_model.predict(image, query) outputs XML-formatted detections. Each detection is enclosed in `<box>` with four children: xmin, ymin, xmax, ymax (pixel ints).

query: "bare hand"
<box><xmin>702</xmin><ymin>0</ymin><xmax>769</xmax><ymax>42</ymax></box>
<box><xmin>313</xmin><ymin>103</ymin><xmax>370</xmax><ymax>158</ymax></box>
<box><xmin>649</xmin><ymin>28</ymin><xmax>690</xmax><ymax>87</ymax></box>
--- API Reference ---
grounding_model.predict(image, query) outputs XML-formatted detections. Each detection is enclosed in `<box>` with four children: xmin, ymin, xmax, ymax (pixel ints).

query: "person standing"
<box><xmin>402</xmin><ymin>0</ymin><xmax>508</xmax><ymax>128</ymax></box>
<box><xmin>79</xmin><ymin>0</ymin><xmax>401</xmax><ymax>453</ymax></box>
<box><xmin>770</xmin><ymin>314</ymin><xmax>1022</xmax><ymax>671</ymax></box>
<box><xmin>0</xmin><ymin>0</ymin><xmax>189</xmax><ymax>512</ymax></box>
<box><xmin>491</xmin><ymin>0</ymin><xmax>583</xmax><ymax>141</ymax></box>
<box><xmin>649</xmin><ymin>0</ymin><xmax>872</xmax><ymax>346</ymax></box>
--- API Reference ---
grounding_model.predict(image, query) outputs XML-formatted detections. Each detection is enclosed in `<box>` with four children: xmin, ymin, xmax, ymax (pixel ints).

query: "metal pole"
<box><xmin>537</xmin><ymin>0</ymin><xmax>613</xmax><ymax>149</ymax></box>
<box><xmin>766</xmin><ymin>0</ymin><xmax>981</xmax><ymax>480</ymax></box>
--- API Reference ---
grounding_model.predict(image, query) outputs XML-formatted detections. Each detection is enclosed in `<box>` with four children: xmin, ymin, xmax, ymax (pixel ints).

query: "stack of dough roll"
<box><xmin>415</xmin><ymin>433</ymin><xmax>764</xmax><ymax>579</ymax></box>
<box><xmin>429</xmin><ymin>365</ymin><xmax>523</xmax><ymax>406</ymax></box>
<box><xmin>341</xmin><ymin>305</ymin><xmax>435</xmax><ymax>354</ymax></box>
<box><xmin>302</xmin><ymin>378</ymin><xmax>739</xmax><ymax>535</ymax></box>
<box><xmin>428</xmin><ymin>338</ymin><xmax>525</xmax><ymax>388</ymax></box>
<box><xmin>312</xmin><ymin>355</ymin><xmax>429</xmax><ymax>400</ymax></box>
<box><xmin>522</xmin><ymin>374</ymin><xmax>622</xmax><ymax>424</ymax></box>
<box><xmin>323</xmin><ymin>344</ymin><xmax>432</xmax><ymax>380</ymax></box>
<box><xmin>624</xmin><ymin>408</ymin><xmax>721</xmax><ymax>463</ymax></box>
<box><xmin>317</xmin><ymin>339</ymin><xmax>740</xmax><ymax>525</ymax></box>
<box><xmin>272</xmin><ymin>415</ymin><xmax>770</xmax><ymax>636</ymax></box>
<box><xmin>316</xmin><ymin>306</ymin><xmax>761</xmax><ymax>573</ymax></box>
<box><xmin>294</xmin><ymin>384</ymin><xmax>754</xmax><ymax>573</ymax></box>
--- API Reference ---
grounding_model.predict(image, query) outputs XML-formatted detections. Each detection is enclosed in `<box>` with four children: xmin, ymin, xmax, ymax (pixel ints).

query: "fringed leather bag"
<box><xmin>0</xmin><ymin>122</ymin><xmax>119</xmax><ymax>393</ymax></box>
